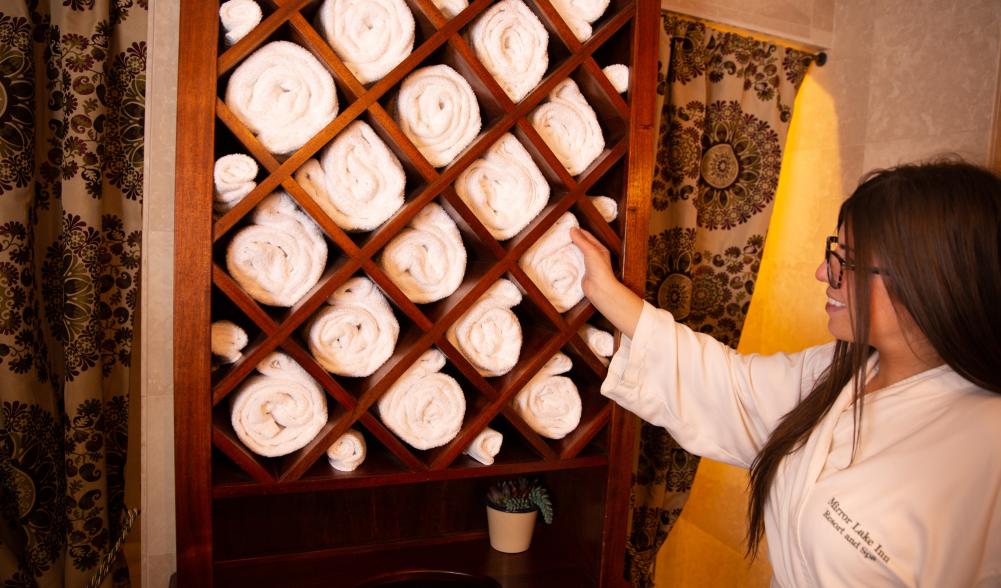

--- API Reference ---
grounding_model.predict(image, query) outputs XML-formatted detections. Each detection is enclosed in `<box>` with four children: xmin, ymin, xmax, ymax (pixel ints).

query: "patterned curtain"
<box><xmin>625</xmin><ymin>12</ymin><xmax>813</xmax><ymax>586</ymax></box>
<box><xmin>0</xmin><ymin>0</ymin><xmax>145</xmax><ymax>586</ymax></box>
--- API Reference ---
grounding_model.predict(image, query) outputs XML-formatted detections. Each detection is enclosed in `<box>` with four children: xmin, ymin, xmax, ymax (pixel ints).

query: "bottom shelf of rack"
<box><xmin>213</xmin><ymin>528</ymin><xmax>599</xmax><ymax>588</ymax></box>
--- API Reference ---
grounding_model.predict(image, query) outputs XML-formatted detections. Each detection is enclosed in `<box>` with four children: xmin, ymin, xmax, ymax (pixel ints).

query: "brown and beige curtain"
<box><xmin>625</xmin><ymin>12</ymin><xmax>813</xmax><ymax>586</ymax></box>
<box><xmin>0</xmin><ymin>1</ymin><xmax>145</xmax><ymax>586</ymax></box>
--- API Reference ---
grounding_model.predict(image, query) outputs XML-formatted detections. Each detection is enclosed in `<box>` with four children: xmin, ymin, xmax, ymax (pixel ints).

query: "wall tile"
<box><xmin>142</xmin><ymin>395</ymin><xmax>176</xmax><ymax>560</ymax></box>
<box><xmin>747</xmin><ymin>0</ymin><xmax>811</xmax><ymax>27</ymax></box>
<box><xmin>813</xmin><ymin>0</ymin><xmax>834</xmax><ymax>33</ymax></box>
<box><xmin>142</xmin><ymin>229</ymin><xmax>174</xmax><ymax>398</ymax></box>
<box><xmin>827</xmin><ymin>56</ymin><xmax>872</xmax><ymax>149</ymax></box>
<box><xmin>869</xmin><ymin>0</ymin><xmax>958</xmax><ymax>18</ymax></box>
<box><xmin>837</xmin><ymin>146</ymin><xmax>865</xmax><ymax>202</ymax></box>
<box><xmin>866</xmin><ymin>3</ymin><xmax>1001</xmax><ymax>142</ymax></box>
<box><xmin>730</xmin><ymin>8</ymin><xmax>814</xmax><ymax>41</ymax></box>
<box><xmin>144</xmin><ymin>553</ymin><xmax>177</xmax><ymax>588</ymax></box>
<box><xmin>832</xmin><ymin>0</ymin><xmax>875</xmax><ymax>57</ymax></box>
<box><xmin>862</xmin><ymin>130</ymin><xmax>991</xmax><ymax>172</ymax></box>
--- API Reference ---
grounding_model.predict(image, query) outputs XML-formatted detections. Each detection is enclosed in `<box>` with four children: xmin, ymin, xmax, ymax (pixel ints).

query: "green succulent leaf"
<box><xmin>486</xmin><ymin>477</ymin><xmax>554</xmax><ymax>524</ymax></box>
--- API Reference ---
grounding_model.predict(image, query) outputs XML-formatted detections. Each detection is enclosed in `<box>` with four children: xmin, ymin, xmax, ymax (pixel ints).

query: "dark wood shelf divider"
<box><xmin>174</xmin><ymin>0</ymin><xmax>658</xmax><ymax>585</ymax></box>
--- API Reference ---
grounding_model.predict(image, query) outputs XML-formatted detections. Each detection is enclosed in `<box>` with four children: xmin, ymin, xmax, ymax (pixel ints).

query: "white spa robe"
<box><xmin>601</xmin><ymin>301</ymin><xmax>1001</xmax><ymax>587</ymax></box>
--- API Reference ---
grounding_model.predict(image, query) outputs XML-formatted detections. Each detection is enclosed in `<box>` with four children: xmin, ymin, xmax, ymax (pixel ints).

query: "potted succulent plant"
<box><xmin>485</xmin><ymin>477</ymin><xmax>553</xmax><ymax>553</ymax></box>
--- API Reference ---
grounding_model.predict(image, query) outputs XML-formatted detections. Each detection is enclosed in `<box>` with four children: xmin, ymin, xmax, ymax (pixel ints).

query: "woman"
<box><xmin>570</xmin><ymin>160</ymin><xmax>1001</xmax><ymax>586</ymax></box>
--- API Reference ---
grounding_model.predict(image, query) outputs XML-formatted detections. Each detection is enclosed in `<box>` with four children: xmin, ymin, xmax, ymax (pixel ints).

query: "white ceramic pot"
<box><xmin>486</xmin><ymin>505</ymin><xmax>537</xmax><ymax>553</ymax></box>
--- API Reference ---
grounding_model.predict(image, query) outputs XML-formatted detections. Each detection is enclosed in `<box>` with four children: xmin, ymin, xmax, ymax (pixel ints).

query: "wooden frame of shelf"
<box><xmin>174</xmin><ymin>0</ymin><xmax>658</xmax><ymax>585</ymax></box>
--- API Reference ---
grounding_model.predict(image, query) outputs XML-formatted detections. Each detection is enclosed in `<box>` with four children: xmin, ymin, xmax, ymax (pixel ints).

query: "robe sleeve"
<box><xmin>601</xmin><ymin>300</ymin><xmax>834</xmax><ymax>468</ymax></box>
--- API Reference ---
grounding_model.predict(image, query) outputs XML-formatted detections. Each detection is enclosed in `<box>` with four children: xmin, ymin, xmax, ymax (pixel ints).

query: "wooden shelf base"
<box><xmin>214</xmin><ymin>530</ymin><xmax>598</xmax><ymax>588</ymax></box>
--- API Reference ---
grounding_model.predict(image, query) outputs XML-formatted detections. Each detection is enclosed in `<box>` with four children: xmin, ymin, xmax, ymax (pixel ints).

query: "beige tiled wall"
<box><xmin>141</xmin><ymin>1</ymin><xmax>1001</xmax><ymax>587</ymax></box>
<box><xmin>655</xmin><ymin>1</ymin><xmax>1001</xmax><ymax>586</ymax></box>
<box><xmin>142</xmin><ymin>0</ymin><xmax>179</xmax><ymax>586</ymax></box>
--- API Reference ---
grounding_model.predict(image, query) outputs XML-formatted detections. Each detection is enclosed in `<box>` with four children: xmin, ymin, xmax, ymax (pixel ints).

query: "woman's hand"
<box><xmin>570</xmin><ymin>227</ymin><xmax>643</xmax><ymax>339</ymax></box>
<box><xmin>570</xmin><ymin>227</ymin><xmax>616</xmax><ymax>300</ymax></box>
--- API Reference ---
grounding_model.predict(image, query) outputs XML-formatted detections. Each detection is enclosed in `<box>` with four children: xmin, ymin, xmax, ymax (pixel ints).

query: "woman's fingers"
<box><xmin>570</xmin><ymin>226</ymin><xmax>616</xmax><ymax>292</ymax></box>
<box><xmin>570</xmin><ymin>227</ymin><xmax>608</xmax><ymax>258</ymax></box>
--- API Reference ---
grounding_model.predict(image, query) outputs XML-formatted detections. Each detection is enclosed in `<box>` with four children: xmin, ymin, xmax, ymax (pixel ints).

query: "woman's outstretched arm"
<box><xmin>571</xmin><ymin>226</ymin><xmax>828</xmax><ymax>466</ymax></box>
<box><xmin>569</xmin><ymin>227</ymin><xmax>643</xmax><ymax>338</ymax></box>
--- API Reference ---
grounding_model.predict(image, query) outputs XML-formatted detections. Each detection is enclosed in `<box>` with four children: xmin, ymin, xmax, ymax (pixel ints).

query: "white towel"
<box><xmin>530</xmin><ymin>78</ymin><xmax>604</xmax><ymax>176</ymax></box>
<box><xmin>468</xmin><ymin>0</ymin><xmax>548</xmax><ymax>103</ymax></box>
<box><xmin>518</xmin><ymin>212</ymin><xmax>584</xmax><ymax>313</ymax></box>
<box><xmin>578</xmin><ymin>324</ymin><xmax>613</xmax><ymax>363</ymax></box>
<box><xmin>380</xmin><ymin>202</ymin><xmax>466</xmax><ymax>304</ymax></box>
<box><xmin>213</xmin><ymin>154</ymin><xmax>258</xmax><ymax>214</ymax></box>
<box><xmin>316</xmin><ymin>0</ymin><xmax>415</xmax><ymax>85</ymax></box>
<box><xmin>219</xmin><ymin>0</ymin><xmax>262</xmax><ymax>46</ymax></box>
<box><xmin>377</xmin><ymin>348</ymin><xmax>465</xmax><ymax>450</ymax></box>
<box><xmin>550</xmin><ymin>0</ymin><xmax>610</xmax><ymax>41</ymax></box>
<box><xmin>230</xmin><ymin>352</ymin><xmax>328</xmax><ymax>457</ymax></box>
<box><xmin>588</xmin><ymin>195</ymin><xmax>618</xmax><ymax>222</ymax></box>
<box><xmin>602</xmin><ymin>64</ymin><xmax>629</xmax><ymax>93</ymax></box>
<box><xmin>226</xmin><ymin>191</ymin><xmax>328</xmax><ymax>307</ymax></box>
<box><xmin>395</xmin><ymin>65</ymin><xmax>481</xmax><ymax>168</ymax></box>
<box><xmin>295</xmin><ymin>120</ymin><xmax>405</xmax><ymax>232</ymax></box>
<box><xmin>307</xmin><ymin>276</ymin><xmax>399</xmax><ymax>377</ymax></box>
<box><xmin>454</xmin><ymin>133</ymin><xmax>550</xmax><ymax>241</ymax></box>
<box><xmin>511</xmin><ymin>353</ymin><xmax>581</xmax><ymax>439</ymax></box>
<box><xmin>211</xmin><ymin>320</ymin><xmax>249</xmax><ymax>364</ymax></box>
<box><xmin>446</xmin><ymin>279</ymin><xmax>522</xmax><ymax>377</ymax></box>
<box><xmin>431</xmin><ymin>0</ymin><xmax>467</xmax><ymax>18</ymax></box>
<box><xmin>225</xmin><ymin>41</ymin><xmax>339</xmax><ymax>155</ymax></box>
<box><xmin>326</xmin><ymin>428</ymin><xmax>367</xmax><ymax>471</ymax></box>
<box><xmin>463</xmin><ymin>427</ymin><xmax>503</xmax><ymax>465</ymax></box>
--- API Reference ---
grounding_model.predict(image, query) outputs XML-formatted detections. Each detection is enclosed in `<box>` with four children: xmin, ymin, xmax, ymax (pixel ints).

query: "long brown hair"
<box><xmin>745</xmin><ymin>159</ymin><xmax>1001</xmax><ymax>556</ymax></box>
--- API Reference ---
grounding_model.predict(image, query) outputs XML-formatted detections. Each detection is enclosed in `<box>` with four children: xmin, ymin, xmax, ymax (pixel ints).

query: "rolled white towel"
<box><xmin>219</xmin><ymin>0</ymin><xmax>262</xmax><ymax>46</ymax></box>
<box><xmin>468</xmin><ymin>0</ymin><xmax>548</xmax><ymax>103</ymax></box>
<box><xmin>316</xmin><ymin>0</ymin><xmax>415</xmax><ymax>84</ymax></box>
<box><xmin>588</xmin><ymin>195</ymin><xmax>618</xmax><ymax>222</ymax></box>
<box><xmin>226</xmin><ymin>191</ymin><xmax>328</xmax><ymax>307</ymax></box>
<box><xmin>454</xmin><ymin>133</ymin><xmax>549</xmax><ymax>241</ymax></box>
<box><xmin>511</xmin><ymin>353</ymin><xmax>581</xmax><ymax>439</ymax></box>
<box><xmin>463</xmin><ymin>427</ymin><xmax>503</xmax><ymax>465</ymax></box>
<box><xmin>518</xmin><ymin>212</ymin><xmax>584</xmax><ymax>313</ymax></box>
<box><xmin>225</xmin><ymin>41</ymin><xmax>339</xmax><ymax>155</ymax></box>
<box><xmin>578</xmin><ymin>324</ymin><xmax>613</xmax><ymax>361</ymax></box>
<box><xmin>295</xmin><ymin>120</ymin><xmax>405</xmax><ymax>232</ymax></box>
<box><xmin>377</xmin><ymin>348</ymin><xmax>466</xmax><ymax>450</ymax></box>
<box><xmin>214</xmin><ymin>154</ymin><xmax>258</xmax><ymax>214</ymax></box>
<box><xmin>211</xmin><ymin>320</ymin><xmax>249</xmax><ymax>364</ymax></box>
<box><xmin>550</xmin><ymin>0</ymin><xmax>610</xmax><ymax>41</ymax></box>
<box><xmin>446</xmin><ymin>279</ymin><xmax>522</xmax><ymax>377</ymax></box>
<box><xmin>530</xmin><ymin>78</ymin><xmax>604</xmax><ymax>176</ymax></box>
<box><xmin>602</xmin><ymin>64</ymin><xmax>629</xmax><ymax>93</ymax></box>
<box><xmin>307</xmin><ymin>276</ymin><xmax>399</xmax><ymax>377</ymax></box>
<box><xmin>396</xmin><ymin>65</ymin><xmax>481</xmax><ymax>167</ymax></box>
<box><xmin>431</xmin><ymin>0</ymin><xmax>467</xmax><ymax>18</ymax></box>
<box><xmin>380</xmin><ymin>202</ymin><xmax>466</xmax><ymax>304</ymax></box>
<box><xmin>326</xmin><ymin>428</ymin><xmax>367</xmax><ymax>471</ymax></box>
<box><xmin>230</xmin><ymin>352</ymin><xmax>328</xmax><ymax>457</ymax></box>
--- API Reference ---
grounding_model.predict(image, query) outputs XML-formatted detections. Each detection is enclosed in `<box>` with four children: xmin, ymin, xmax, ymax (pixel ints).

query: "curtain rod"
<box><xmin>665</xmin><ymin>10</ymin><xmax>830</xmax><ymax>66</ymax></box>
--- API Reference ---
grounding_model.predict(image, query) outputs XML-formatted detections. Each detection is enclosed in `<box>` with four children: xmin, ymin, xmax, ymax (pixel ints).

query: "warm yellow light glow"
<box><xmin>655</xmin><ymin>71</ymin><xmax>844</xmax><ymax>587</ymax></box>
<box><xmin>738</xmin><ymin>72</ymin><xmax>841</xmax><ymax>355</ymax></box>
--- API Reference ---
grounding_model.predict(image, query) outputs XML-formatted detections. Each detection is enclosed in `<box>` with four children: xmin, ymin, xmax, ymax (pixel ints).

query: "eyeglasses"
<box><xmin>825</xmin><ymin>236</ymin><xmax>885</xmax><ymax>289</ymax></box>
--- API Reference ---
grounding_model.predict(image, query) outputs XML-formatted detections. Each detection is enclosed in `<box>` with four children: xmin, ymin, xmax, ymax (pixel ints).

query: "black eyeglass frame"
<box><xmin>825</xmin><ymin>235</ymin><xmax>885</xmax><ymax>289</ymax></box>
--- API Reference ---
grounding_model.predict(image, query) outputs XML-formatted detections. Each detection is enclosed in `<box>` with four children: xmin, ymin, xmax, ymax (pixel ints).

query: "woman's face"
<box><xmin>815</xmin><ymin>227</ymin><xmax>856</xmax><ymax>341</ymax></box>
<box><xmin>814</xmin><ymin>227</ymin><xmax>902</xmax><ymax>348</ymax></box>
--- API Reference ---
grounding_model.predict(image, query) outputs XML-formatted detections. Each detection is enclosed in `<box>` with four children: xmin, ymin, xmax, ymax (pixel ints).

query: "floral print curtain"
<box><xmin>0</xmin><ymin>0</ymin><xmax>145</xmax><ymax>586</ymax></box>
<box><xmin>625</xmin><ymin>12</ymin><xmax>813</xmax><ymax>586</ymax></box>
